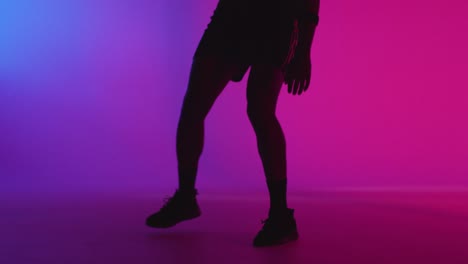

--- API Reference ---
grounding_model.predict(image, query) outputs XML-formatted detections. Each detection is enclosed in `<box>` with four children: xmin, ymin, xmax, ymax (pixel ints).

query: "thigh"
<box><xmin>246</xmin><ymin>64</ymin><xmax>285</xmax><ymax>115</ymax></box>
<box><xmin>194</xmin><ymin>0</ymin><xmax>253</xmax><ymax>70</ymax></box>
<box><xmin>181</xmin><ymin>55</ymin><xmax>239</xmax><ymax>119</ymax></box>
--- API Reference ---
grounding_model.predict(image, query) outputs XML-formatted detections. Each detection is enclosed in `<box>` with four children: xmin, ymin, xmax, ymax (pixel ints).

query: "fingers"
<box><xmin>288</xmin><ymin>79</ymin><xmax>309</xmax><ymax>95</ymax></box>
<box><xmin>287</xmin><ymin>79</ymin><xmax>293</xmax><ymax>94</ymax></box>
<box><xmin>304</xmin><ymin>77</ymin><xmax>310</xmax><ymax>92</ymax></box>
<box><xmin>298</xmin><ymin>79</ymin><xmax>306</xmax><ymax>95</ymax></box>
<box><xmin>287</xmin><ymin>79</ymin><xmax>299</xmax><ymax>95</ymax></box>
<box><xmin>285</xmin><ymin>70</ymin><xmax>311</xmax><ymax>95</ymax></box>
<box><xmin>294</xmin><ymin>80</ymin><xmax>300</xmax><ymax>95</ymax></box>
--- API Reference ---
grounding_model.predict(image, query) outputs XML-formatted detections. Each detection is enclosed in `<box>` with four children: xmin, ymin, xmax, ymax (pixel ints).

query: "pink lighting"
<box><xmin>0</xmin><ymin>0</ymin><xmax>467</xmax><ymax>193</ymax></box>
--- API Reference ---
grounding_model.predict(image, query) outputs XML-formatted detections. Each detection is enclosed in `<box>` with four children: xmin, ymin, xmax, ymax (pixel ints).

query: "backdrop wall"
<box><xmin>1</xmin><ymin>0</ymin><xmax>467</xmax><ymax>194</ymax></box>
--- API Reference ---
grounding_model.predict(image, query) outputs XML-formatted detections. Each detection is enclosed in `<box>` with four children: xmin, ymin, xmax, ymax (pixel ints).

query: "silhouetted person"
<box><xmin>146</xmin><ymin>0</ymin><xmax>320</xmax><ymax>247</ymax></box>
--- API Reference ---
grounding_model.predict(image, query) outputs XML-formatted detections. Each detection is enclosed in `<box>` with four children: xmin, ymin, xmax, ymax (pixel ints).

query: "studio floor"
<box><xmin>1</xmin><ymin>190</ymin><xmax>468</xmax><ymax>264</ymax></box>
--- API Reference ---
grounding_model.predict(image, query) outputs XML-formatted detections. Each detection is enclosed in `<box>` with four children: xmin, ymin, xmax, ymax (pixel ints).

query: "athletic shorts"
<box><xmin>193</xmin><ymin>0</ymin><xmax>299</xmax><ymax>82</ymax></box>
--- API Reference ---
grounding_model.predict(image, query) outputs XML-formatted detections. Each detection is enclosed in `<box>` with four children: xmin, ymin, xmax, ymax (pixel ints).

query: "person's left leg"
<box><xmin>246</xmin><ymin>63</ymin><xmax>287</xmax><ymax>213</ymax></box>
<box><xmin>246</xmin><ymin>63</ymin><xmax>298</xmax><ymax>247</ymax></box>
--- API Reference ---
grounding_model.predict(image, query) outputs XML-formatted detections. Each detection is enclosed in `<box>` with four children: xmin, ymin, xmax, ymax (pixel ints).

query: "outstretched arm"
<box><xmin>285</xmin><ymin>0</ymin><xmax>320</xmax><ymax>95</ymax></box>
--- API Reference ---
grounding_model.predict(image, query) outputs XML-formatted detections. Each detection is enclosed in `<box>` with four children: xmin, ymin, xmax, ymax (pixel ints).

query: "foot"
<box><xmin>253</xmin><ymin>208</ymin><xmax>298</xmax><ymax>247</ymax></box>
<box><xmin>146</xmin><ymin>189</ymin><xmax>201</xmax><ymax>228</ymax></box>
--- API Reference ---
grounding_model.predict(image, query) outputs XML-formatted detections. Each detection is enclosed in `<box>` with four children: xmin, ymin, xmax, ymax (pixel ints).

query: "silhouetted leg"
<box><xmin>246</xmin><ymin>63</ymin><xmax>288</xmax><ymax>213</ymax></box>
<box><xmin>176</xmin><ymin>55</ymin><xmax>238</xmax><ymax>191</ymax></box>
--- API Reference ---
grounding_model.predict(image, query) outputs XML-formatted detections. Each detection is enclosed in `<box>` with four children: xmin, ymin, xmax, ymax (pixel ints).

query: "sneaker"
<box><xmin>253</xmin><ymin>208</ymin><xmax>299</xmax><ymax>247</ymax></box>
<box><xmin>146</xmin><ymin>189</ymin><xmax>201</xmax><ymax>228</ymax></box>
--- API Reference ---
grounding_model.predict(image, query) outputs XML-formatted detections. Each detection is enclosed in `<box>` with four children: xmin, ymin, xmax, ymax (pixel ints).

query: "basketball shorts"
<box><xmin>193</xmin><ymin>0</ymin><xmax>299</xmax><ymax>82</ymax></box>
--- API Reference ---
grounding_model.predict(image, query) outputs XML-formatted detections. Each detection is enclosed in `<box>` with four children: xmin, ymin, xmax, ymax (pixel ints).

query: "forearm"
<box><xmin>294</xmin><ymin>0</ymin><xmax>320</xmax><ymax>54</ymax></box>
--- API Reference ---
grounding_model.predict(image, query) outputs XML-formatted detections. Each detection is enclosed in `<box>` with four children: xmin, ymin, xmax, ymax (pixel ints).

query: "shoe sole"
<box><xmin>253</xmin><ymin>231</ymin><xmax>299</xmax><ymax>247</ymax></box>
<box><xmin>146</xmin><ymin>212</ymin><xmax>201</xmax><ymax>228</ymax></box>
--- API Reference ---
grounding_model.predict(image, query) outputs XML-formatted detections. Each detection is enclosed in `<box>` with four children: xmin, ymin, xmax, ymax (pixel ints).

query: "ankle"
<box><xmin>176</xmin><ymin>188</ymin><xmax>198</xmax><ymax>197</ymax></box>
<box><xmin>269</xmin><ymin>207</ymin><xmax>292</xmax><ymax>217</ymax></box>
<box><xmin>178</xmin><ymin>166</ymin><xmax>197</xmax><ymax>191</ymax></box>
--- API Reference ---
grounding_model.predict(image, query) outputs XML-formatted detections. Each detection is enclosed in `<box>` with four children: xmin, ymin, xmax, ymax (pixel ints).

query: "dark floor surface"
<box><xmin>1</xmin><ymin>191</ymin><xmax>468</xmax><ymax>264</ymax></box>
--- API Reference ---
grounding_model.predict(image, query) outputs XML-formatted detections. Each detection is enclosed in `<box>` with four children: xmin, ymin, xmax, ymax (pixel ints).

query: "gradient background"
<box><xmin>1</xmin><ymin>0</ymin><xmax>467</xmax><ymax>195</ymax></box>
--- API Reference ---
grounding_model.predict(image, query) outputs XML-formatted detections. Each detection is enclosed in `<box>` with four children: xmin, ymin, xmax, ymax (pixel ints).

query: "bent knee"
<box><xmin>247</xmin><ymin>106</ymin><xmax>276</xmax><ymax>123</ymax></box>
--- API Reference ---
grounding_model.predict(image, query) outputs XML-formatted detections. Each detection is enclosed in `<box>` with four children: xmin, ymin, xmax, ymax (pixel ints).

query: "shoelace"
<box><xmin>260</xmin><ymin>217</ymin><xmax>276</xmax><ymax>232</ymax></box>
<box><xmin>160</xmin><ymin>190</ymin><xmax>197</xmax><ymax>211</ymax></box>
<box><xmin>260</xmin><ymin>212</ymin><xmax>291</xmax><ymax>231</ymax></box>
<box><xmin>160</xmin><ymin>195</ymin><xmax>177</xmax><ymax>211</ymax></box>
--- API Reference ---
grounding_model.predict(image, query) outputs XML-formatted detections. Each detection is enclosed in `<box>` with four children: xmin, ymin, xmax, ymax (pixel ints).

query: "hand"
<box><xmin>284</xmin><ymin>52</ymin><xmax>312</xmax><ymax>96</ymax></box>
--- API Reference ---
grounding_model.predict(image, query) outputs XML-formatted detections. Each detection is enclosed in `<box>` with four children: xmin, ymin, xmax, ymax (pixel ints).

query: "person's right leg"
<box><xmin>146</xmin><ymin>55</ymin><xmax>239</xmax><ymax>228</ymax></box>
<box><xmin>176</xmin><ymin>55</ymin><xmax>239</xmax><ymax>191</ymax></box>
